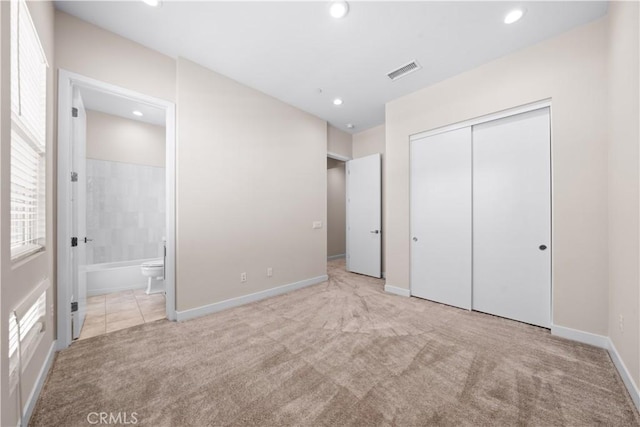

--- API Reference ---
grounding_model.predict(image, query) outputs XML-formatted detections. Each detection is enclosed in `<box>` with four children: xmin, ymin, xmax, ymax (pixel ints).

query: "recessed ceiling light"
<box><xmin>346</xmin><ymin>123</ymin><xmax>354</xmax><ymax>129</ymax></box>
<box><xmin>504</xmin><ymin>9</ymin><xmax>525</xmax><ymax>24</ymax></box>
<box><xmin>333</xmin><ymin>98</ymin><xmax>343</xmax><ymax>106</ymax></box>
<box><xmin>142</xmin><ymin>0</ymin><xmax>160</xmax><ymax>7</ymax></box>
<box><xmin>329</xmin><ymin>1</ymin><xmax>349</xmax><ymax>19</ymax></box>
<box><xmin>133</xmin><ymin>110</ymin><xmax>144</xmax><ymax>117</ymax></box>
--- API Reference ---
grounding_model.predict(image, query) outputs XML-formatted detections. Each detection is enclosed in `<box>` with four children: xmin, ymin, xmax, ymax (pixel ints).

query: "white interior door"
<box><xmin>472</xmin><ymin>107</ymin><xmax>551</xmax><ymax>328</ymax></box>
<box><xmin>346</xmin><ymin>153</ymin><xmax>381</xmax><ymax>278</ymax></box>
<box><xmin>71</xmin><ymin>87</ymin><xmax>87</xmax><ymax>339</ymax></box>
<box><xmin>410</xmin><ymin>127</ymin><xmax>472</xmax><ymax>309</ymax></box>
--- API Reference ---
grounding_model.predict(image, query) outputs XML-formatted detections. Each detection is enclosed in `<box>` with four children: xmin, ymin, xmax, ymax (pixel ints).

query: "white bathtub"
<box><xmin>86</xmin><ymin>258</ymin><xmax>159</xmax><ymax>296</ymax></box>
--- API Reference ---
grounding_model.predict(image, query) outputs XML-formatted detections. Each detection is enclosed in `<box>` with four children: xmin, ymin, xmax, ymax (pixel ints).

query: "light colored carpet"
<box><xmin>31</xmin><ymin>259</ymin><xmax>638</xmax><ymax>426</ymax></box>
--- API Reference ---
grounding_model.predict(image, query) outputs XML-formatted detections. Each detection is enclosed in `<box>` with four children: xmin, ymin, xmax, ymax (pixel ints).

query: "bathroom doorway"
<box><xmin>57</xmin><ymin>71</ymin><xmax>176</xmax><ymax>348</ymax></box>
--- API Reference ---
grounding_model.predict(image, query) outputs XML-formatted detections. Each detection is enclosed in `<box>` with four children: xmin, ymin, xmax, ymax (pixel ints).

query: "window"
<box><xmin>10</xmin><ymin>0</ymin><xmax>48</xmax><ymax>260</ymax></box>
<box><xmin>8</xmin><ymin>290</ymin><xmax>47</xmax><ymax>390</ymax></box>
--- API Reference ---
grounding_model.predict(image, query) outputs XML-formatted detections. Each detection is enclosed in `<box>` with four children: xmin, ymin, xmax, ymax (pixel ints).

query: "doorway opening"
<box><xmin>57</xmin><ymin>71</ymin><xmax>176</xmax><ymax>348</ymax></box>
<box><xmin>327</xmin><ymin>156</ymin><xmax>347</xmax><ymax>272</ymax></box>
<box><xmin>326</xmin><ymin>151</ymin><xmax>382</xmax><ymax>278</ymax></box>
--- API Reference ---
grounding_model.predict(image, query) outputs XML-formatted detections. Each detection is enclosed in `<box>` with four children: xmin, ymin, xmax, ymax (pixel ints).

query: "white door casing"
<box><xmin>472</xmin><ymin>107</ymin><xmax>551</xmax><ymax>328</ymax></box>
<box><xmin>71</xmin><ymin>87</ymin><xmax>87</xmax><ymax>339</ymax></box>
<box><xmin>410</xmin><ymin>127</ymin><xmax>472</xmax><ymax>309</ymax></box>
<box><xmin>346</xmin><ymin>153</ymin><xmax>382</xmax><ymax>278</ymax></box>
<box><xmin>57</xmin><ymin>70</ymin><xmax>177</xmax><ymax>349</ymax></box>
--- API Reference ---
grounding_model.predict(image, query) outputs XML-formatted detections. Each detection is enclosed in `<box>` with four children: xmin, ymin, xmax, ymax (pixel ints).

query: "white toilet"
<box><xmin>141</xmin><ymin>259</ymin><xmax>164</xmax><ymax>295</ymax></box>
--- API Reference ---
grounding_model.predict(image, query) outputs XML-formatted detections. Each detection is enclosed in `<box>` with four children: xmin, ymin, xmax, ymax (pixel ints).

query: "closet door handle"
<box><xmin>370</xmin><ymin>230</ymin><xmax>380</xmax><ymax>234</ymax></box>
<box><xmin>539</xmin><ymin>245</ymin><xmax>547</xmax><ymax>251</ymax></box>
<box><xmin>413</xmin><ymin>237</ymin><xmax>418</xmax><ymax>242</ymax></box>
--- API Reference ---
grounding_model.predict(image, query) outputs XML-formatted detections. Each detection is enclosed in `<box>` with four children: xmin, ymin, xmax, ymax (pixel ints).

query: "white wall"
<box><xmin>1</xmin><ymin>2</ymin><xmax>56</xmax><ymax>425</ymax></box>
<box><xmin>55</xmin><ymin>11</ymin><xmax>175</xmax><ymax>103</ymax></box>
<box><xmin>353</xmin><ymin>125</ymin><xmax>385</xmax><ymax>273</ymax></box>
<box><xmin>86</xmin><ymin>110</ymin><xmax>165</xmax><ymax>167</ymax></box>
<box><xmin>176</xmin><ymin>58</ymin><xmax>327</xmax><ymax>312</ymax></box>
<box><xmin>607</xmin><ymin>1</ymin><xmax>640</xmax><ymax>387</ymax></box>
<box><xmin>327</xmin><ymin>158</ymin><xmax>346</xmax><ymax>258</ymax></box>
<box><xmin>327</xmin><ymin>124</ymin><xmax>352</xmax><ymax>159</ymax></box>
<box><xmin>385</xmin><ymin>17</ymin><xmax>609</xmax><ymax>337</ymax></box>
<box><xmin>353</xmin><ymin>125</ymin><xmax>385</xmax><ymax>160</ymax></box>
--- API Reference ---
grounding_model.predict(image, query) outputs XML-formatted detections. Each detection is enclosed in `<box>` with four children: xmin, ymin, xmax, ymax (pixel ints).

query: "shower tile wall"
<box><xmin>87</xmin><ymin>159</ymin><xmax>165</xmax><ymax>265</ymax></box>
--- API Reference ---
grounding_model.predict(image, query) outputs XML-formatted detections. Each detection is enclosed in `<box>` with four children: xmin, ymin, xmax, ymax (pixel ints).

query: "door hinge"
<box><xmin>71</xmin><ymin>301</ymin><xmax>78</xmax><ymax>312</ymax></box>
<box><xmin>71</xmin><ymin>237</ymin><xmax>78</xmax><ymax>247</ymax></box>
<box><xmin>72</xmin><ymin>107</ymin><xmax>78</xmax><ymax>118</ymax></box>
<box><xmin>71</xmin><ymin>171</ymin><xmax>78</xmax><ymax>182</ymax></box>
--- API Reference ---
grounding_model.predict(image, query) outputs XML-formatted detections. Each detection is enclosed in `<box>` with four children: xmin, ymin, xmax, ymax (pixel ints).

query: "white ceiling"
<box><xmin>79</xmin><ymin>86</ymin><xmax>166</xmax><ymax>126</ymax></box>
<box><xmin>56</xmin><ymin>1</ymin><xmax>608</xmax><ymax>134</ymax></box>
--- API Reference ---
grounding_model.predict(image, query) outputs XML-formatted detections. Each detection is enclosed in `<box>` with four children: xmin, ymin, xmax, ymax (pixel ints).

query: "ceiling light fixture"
<box><xmin>329</xmin><ymin>1</ymin><xmax>349</xmax><ymax>19</ymax></box>
<box><xmin>133</xmin><ymin>110</ymin><xmax>144</xmax><ymax>117</ymax></box>
<box><xmin>142</xmin><ymin>0</ymin><xmax>161</xmax><ymax>7</ymax></box>
<box><xmin>346</xmin><ymin>123</ymin><xmax>354</xmax><ymax>129</ymax></box>
<box><xmin>333</xmin><ymin>98</ymin><xmax>343</xmax><ymax>106</ymax></box>
<box><xmin>504</xmin><ymin>9</ymin><xmax>525</xmax><ymax>24</ymax></box>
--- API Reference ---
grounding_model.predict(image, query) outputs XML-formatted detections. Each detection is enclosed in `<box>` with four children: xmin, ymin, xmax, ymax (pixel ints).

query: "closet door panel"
<box><xmin>472</xmin><ymin>108</ymin><xmax>551</xmax><ymax>327</ymax></box>
<box><xmin>411</xmin><ymin>127</ymin><xmax>472</xmax><ymax>309</ymax></box>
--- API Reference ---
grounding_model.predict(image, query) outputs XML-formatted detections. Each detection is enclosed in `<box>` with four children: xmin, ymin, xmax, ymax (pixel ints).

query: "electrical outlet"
<box><xmin>619</xmin><ymin>314</ymin><xmax>624</xmax><ymax>333</ymax></box>
<box><xmin>267</xmin><ymin>267</ymin><xmax>273</xmax><ymax>277</ymax></box>
<box><xmin>240</xmin><ymin>272</ymin><xmax>247</xmax><ymax>283</ymax></box>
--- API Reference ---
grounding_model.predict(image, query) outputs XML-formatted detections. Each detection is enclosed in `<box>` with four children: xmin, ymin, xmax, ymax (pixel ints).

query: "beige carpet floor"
<box><xmin>31</xmin><ymin>260</ymin><xmax>638</xmax><ymax>426</ymax></box>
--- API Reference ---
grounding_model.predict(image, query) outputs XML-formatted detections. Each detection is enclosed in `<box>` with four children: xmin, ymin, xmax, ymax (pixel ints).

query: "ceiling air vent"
<box><xmin>387</xmin><ymin>60</ymin><xmax>421</xmax><ymax>81</ymax></box>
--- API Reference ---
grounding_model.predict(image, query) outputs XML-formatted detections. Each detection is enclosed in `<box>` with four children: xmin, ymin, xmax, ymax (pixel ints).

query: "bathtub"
<box><xmin>86</xmin><ymin>258</ymin><xmax>159</xmax><ymax>296</ymax></box>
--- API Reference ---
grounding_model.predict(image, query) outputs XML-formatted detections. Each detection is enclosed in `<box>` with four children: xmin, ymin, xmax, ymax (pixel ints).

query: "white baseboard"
<box><xmin>384</xmin><ymin>284</ymin><xmax>410</xmax><ymax>297</ymax></box>
<box><xmin>327</xmin><ymin>254</ymin><xmax>345</xmax><ymax>261</ymax></box>
<box><xmin>608</xmin><ymin>338</ymin><xmax>640</xmax><ymax>411</ymax></box>
<box><xmin>552</xmin><ymin>324</ymin><xmax>639</xmax><ymax>412</ymax></box>
<box><xmin>23</xmin><ymin>339</ymin><xmax>56</xmax><ymax>426</ymax></box>
<box><xmin>176</xmin><ymin>275</ymin><xmax>329</xmax><ymax>322</ymax></box>
<box><xmin>551</xmin><ymin>324</ymin><xmax>609</xmax><ymax>348</ymax></box>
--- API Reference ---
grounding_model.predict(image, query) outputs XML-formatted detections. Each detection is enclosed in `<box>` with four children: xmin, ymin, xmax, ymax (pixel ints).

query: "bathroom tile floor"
<box><xmin>78</xmin><ymin>289</ymin><xmax>166</xmax><ymax>340</ymax></box>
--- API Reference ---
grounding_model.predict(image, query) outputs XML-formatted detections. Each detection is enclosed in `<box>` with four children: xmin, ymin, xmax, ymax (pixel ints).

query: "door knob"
<box><xmin>413</xmin><ymin>237</ymin><xmax>418</xmax><ymax>242</ymax></box>
<box><xmin>539</xmin><ymin>245</ymin><xmax>547</xmax><ymax>250</ymax></box>
<box><xmin>370</xmin><ymin>230</ymin><xmax>380</xmax><ymax>234</ymax></box>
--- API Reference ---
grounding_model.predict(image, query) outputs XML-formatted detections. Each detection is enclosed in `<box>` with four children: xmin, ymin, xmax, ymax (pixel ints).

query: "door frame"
<box><xmin>409</xmin><ymin>98</ymin><xmax>553</xmax><ymax>324</ymax></box>
<box><xmin>56</xmin><ymin>70</ymin><xmax>177</xmax><ymax>349</ymax></box>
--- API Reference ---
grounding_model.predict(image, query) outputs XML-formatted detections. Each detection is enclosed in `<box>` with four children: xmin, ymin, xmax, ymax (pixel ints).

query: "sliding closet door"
<box><xmin>411</xmin><ymin>127</ymin><xmax>472</xmax><ymax>309</ymax></box>
<box><xmin>473</xmin><ymin>108</ymin><xmax>551</xmax><ymax>328</ymax></box>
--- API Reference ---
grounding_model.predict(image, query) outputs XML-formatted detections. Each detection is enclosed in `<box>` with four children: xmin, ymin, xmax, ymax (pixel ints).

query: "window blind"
<box><xmin>10</xmin><ymin>0</ymin><xmax>47</xmax><ymax>259</ymax></box>
<box><xmin>8</xmin><ymin>291</ymin><xmax>46</xmax><ymax>390</ymax></box>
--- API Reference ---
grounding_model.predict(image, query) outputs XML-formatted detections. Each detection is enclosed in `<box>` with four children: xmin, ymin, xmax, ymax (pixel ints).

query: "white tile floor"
<box><xmin>78</xmin><ymin>289</ymin><xmax>166</xmax><ymax>340</ymax></box>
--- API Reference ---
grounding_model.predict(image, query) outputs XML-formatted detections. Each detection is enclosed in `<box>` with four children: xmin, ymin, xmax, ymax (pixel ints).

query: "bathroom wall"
<box><xmin>86</xmin><ymin>160</ymin><xmax>165</xmax><ymax>264</ymax></box>
<box><xmin>85</xmin><ymin>110</ymin><xmax>166</xmax><ymax>264</ymax></box>
<box><xmin>86</xmin><ymin>110</ymin><xmax>165</xmax><ymax>167</ymax></box>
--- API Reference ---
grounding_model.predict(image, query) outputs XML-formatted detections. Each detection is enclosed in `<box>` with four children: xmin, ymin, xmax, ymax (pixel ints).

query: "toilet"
<box><xmin>141</xmin><ymin>259</ymin><xmax>164</xmax><ymax>295</ymax></box>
